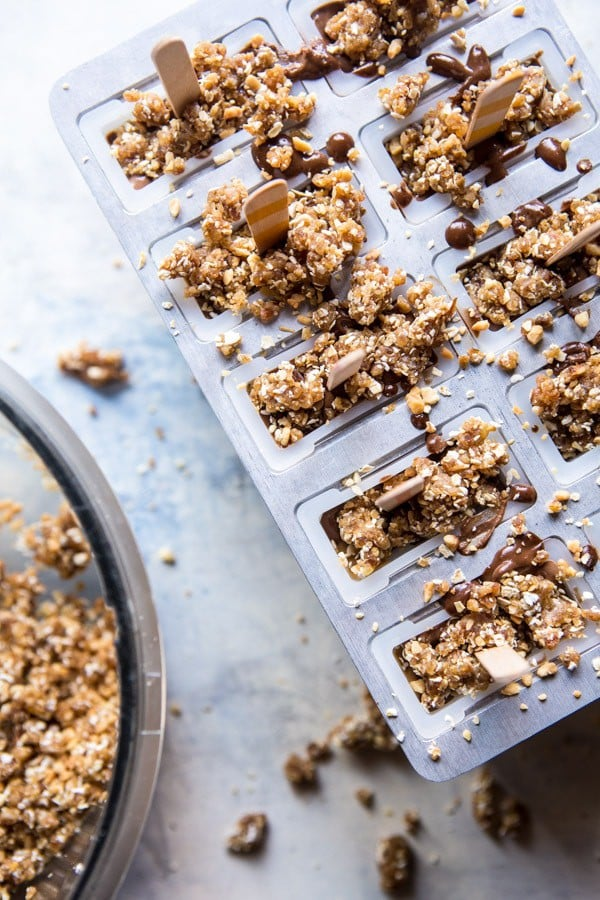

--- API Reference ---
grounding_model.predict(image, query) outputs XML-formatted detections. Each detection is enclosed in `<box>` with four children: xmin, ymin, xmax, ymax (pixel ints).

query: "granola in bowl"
<box><xmin>394</xmin><ymin>531</ymin><xmax>600</xmax><ymax>711</ymax></box>
<box><xmin>385</xmin><ymin>45</ymin><xmax>581</xmax><ymax>210</ymax></box>
<box><xmin>322</xmin><ymin>417</ymin><xmax>535</xmax><ymax>579</ymax></box>
<box><xmin>461</xmin><ymin>191</ymin><xmax>600</xmax><ymax>327</ymax></box>
<box><xmin>108</xmin><ymin>36</ymin><xmax>317</xmax><ymax>185</ymax></box>
<box><xmin>158</xmin><ymin>168</ymin><xmax>366</xmax><ymax>320</ymax></box>
<box><xmin>0</xmin><ymin>550</ymin><xmax>119</xmax><ymax>893</ymax></box>
<box><xmin>247</xmin><ymin>274</ymin><xmax>455</xmax><ymax>447</ymax></box>
<box><xmin>530</xmin><ymin>333</ymin><xmax>600</xmax><ymax>460</ymax></box>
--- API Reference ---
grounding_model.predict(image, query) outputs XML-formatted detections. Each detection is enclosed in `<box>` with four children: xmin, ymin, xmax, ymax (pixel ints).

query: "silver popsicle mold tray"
<box><xmin>51</xmin><ymin>0</ymin><xmax>600</xmax><ymax>780</ymax></box>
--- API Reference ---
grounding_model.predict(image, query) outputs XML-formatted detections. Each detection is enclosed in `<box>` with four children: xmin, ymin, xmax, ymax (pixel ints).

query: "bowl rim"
<box><xmin>0</xmin><ymin>359</ymin><xmax>165</xmax><ymax>900</ymax></box>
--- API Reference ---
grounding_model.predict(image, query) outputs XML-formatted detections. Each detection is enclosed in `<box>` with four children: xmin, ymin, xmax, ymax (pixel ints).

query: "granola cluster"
<box><xmin>248</xmin><ymin>275</ymin><xmax>454</xmax><ymax>447</ymax></box>
<box><xmin>158</xmin><ymin>169</ymin><xmax>365</xmax><ymax>319</ymax></box>
<box><xmin>320</xmin><ymin>0</ymin><xmax>462</xmax><ymax>67</ymax></box>
<box><xmin>23</xmin><ymin>504</ymin><xmax>92</xmax><ymax>580</ymax></box>
<box><xmin>329</xmin><ymin>418</ymin><xmax>510</xmax><ymax>578</ymax></box>
<box><xmin>462</xmin><ymin>194</ymin><xmax>600</xmax><ymax>326</ymax></box>
<box><xmin>109</xmin><ymin>38</ymin><xmax>316</xmax><ymax>182</ymax></box>
<box><xmin>58</xmin><ymin>343</ymin><xmax>128</xmax><ymax>388</ymax></box>
<box><xmin>397</xmin><ymin>539</ymin><xmax>598</xmax><ymax>710</ymax></box>
<box><xmin>226</xmin><ymin>813</ymin><xmax>268</xmax><ymax>854</ymax></box>
<box><xmin>386</xmin><ymin>53</ymin><xmax>580</xmax><ymax>209</ymax></box>
<box><xmin>531</xmin><ymin>335</ymin><xmax>600</xmax><ymax>460</ymax></box>
<box><xmin>329</xmin><ymin>689</ymin><xmax>399</xmax><ymax>752</ymax></box>
<box><xmin>471</xmin><ymin>769</ymin><xmax>527</xmax><ymax>840</ymax></box>
<box><xmin>0</xmin><ymin>561</ymin><xmax>118</xmax><ymax>892</ymax></box>
<box><xmin>378</xmin><ymin>71</ymin><xmax>429</xmax><ymax>120</ymax></box>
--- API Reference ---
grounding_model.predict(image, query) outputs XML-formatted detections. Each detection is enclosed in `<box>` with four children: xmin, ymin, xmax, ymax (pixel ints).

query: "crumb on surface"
<box><xmin>58</xmin><ymin>342</ymin><xmax>128</xmax><ymax>388</ymax></box>
<box><xmin>226</xmin><ymin>813</ymin><xmax>268</xmax><ymax>854</ymax></box>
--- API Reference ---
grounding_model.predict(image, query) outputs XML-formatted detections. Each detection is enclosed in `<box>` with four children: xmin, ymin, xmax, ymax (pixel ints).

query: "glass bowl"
<box><xmin>0</xmin><ymin>359</ymin><xmax>165</xmax><ymax>899</ymax></box>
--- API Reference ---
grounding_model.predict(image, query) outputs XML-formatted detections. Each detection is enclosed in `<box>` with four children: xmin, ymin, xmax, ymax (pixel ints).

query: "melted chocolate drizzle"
<box><xmin>252</xmin><ymin>134</ymin><xmax>329</xmax><ymax>179</ymax></box>
<box><xmin>279</xmin><ymin>40</ymin><xmax>341</xmax><ymax>80</ymax></box>
<box><xmin>442</xmin><ymin>532</ymin><xmax>557</xmax><ymax>613</ymax></box>
<box><xmin>511</xmin><ymin>199</ymin><xmax>553</xmax><ymax>234</ymax></box>
<box><xmin>535</xmin><ymin>137</ymin><xmax>567</xmax><ymax>171</ymax></box>
<box><xmin>326</xmin><ymin>132</ymin><xmax>355</xmax><ymax>162</ymax></box>
<box><xmin>445</xmin><ymin>216</ymin><xmax>476</xmax><ymax>250</ymax></box>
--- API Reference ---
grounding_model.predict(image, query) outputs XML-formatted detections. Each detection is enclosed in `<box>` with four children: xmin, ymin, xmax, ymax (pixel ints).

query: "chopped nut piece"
<box><xmin>58</xmin><ymin>342</ymin><xmax>128</xmax><ymax>388</ymax></box>
<box><xmin>215</xmin><ymin>330</ymin><xmax>242</xmax><ymax>358</ymax></box>
<box><xmin>498</xmin><ymin>349</ymin><xmax>519</xmax><ymax>372</ymax></box>
<box><xmin>536</xmin><ymin>659</ymin><xmax>558</xmax><ymax>678</ymax></box>
<box><xmin>158</xmin><ymin>546</ymin><xmax>176</xmax><ymax>565</ymax></box>
<box><xmin>226</xmin><ymin>813</ymin><xmax>268</xmax><ymax>854</ymax></box>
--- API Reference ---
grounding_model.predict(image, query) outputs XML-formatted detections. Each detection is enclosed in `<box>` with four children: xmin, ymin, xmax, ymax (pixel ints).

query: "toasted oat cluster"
<box><xmin>471</xmin><ymin>769</ymin><xmax>527</xmax><ymax>840</ymax></box>
<box><xmin>328</xmin><ymin>418</ymin><xmax>511</xmax><ymax>579</ymax></box>
<box><xmin>396</xmin><ymin>536</ymin><xmax>598</xmax><ymax>711</ymax></box>
<box><xmin>226</xmin><ymin>813</ymin><xmax>268</xmax><ymax>854</ymax></box>
<box><xmin>320</xmin><ymin>0</ymin><xmax>462</xmax><ymax>68</ymax></box>
<box><xmin>248</xmin><ymin>276</ymin><xmax>455</xmax><ymax>447</ymax></box>
<box><xmin>58</xmin><ymin>342</ymin><xmax>128</xmax><ymax>388</ymax></box>
<box><xmin>376</xmin><ymin>834</ymin><xmax>414</xmax><ymax>893</ymax></box>
<box><xmin>109</xmin><ymin>38</ymin><xmax>316</xmax><ymax>183</ymax></box>
<box><xmin>462</xmin><ymin>194</ymin><xmax>600</xmax><ymax>326</ymax></box>
<box><xmin>531</xmin><ymin>335</ymin><xmax>600</xmax><ymax>460</ymax></box>
<box><xmin>378</xmin><ymin>71</ymin><xmax>429</xmax><ymax>120</ymax></box>
<box><xmin>24</xmin><ymin>503</ymin><xmax>92</xmax><ymax>580</ymax></box>
<box><xmin>158</xmin><ymin>169</ymin><xmax>365</xmax><ymax>319</ymax></box>
<box><xmin>386</xmin><ymin>51</ymin><xmax>580</xmax><ymax>209</ymax></box>
<box><xmin>329</xmin><ymin>689</ymin><xmax>399</xmax><ymax>753</ymax></box>
<box><xmin>0</xmin><ymin>562</ymin><xmax>118</xmax><ymax>891</ymax></box>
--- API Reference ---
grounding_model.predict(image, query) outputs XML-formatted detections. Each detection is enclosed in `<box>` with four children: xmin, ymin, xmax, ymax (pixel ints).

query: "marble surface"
<box><xmin>1</xmin><ymin>1</ymin><xmax>599</xmax><ymax>898</ymax></box>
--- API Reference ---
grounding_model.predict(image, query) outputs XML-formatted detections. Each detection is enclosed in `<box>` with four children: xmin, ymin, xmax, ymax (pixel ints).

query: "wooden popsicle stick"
<box><xmin>475</xmin><ymin>646</ymin><xmax>530</xmax><ymax>683</ymax></box>
<box><xmin>375</xmin><ymin>475</ymin><xmax>425</xmax><ymax>512</ymax></box>
<box><xmin>326</xmin><ymin>348</ymin><xmax>365</xmax><ymax>391</ymax></box>
<box><xmin>244</xmin><ymin>179</ymin><xmax>290</xmax><ymax>254</ymax></box>
<box><xmin>546</xmin><ymin>219</ymin><xmax>600</xmax><ymax>266</ymax></box>
<box><xmin>151</xmin><ymin>37</ymin><xmax>201</xmax><ymax>118</ymax></box>
<box><xmin>464</xmin><ymin>69</ymin><xmax>524</xmax><ymax>150</ymax></box>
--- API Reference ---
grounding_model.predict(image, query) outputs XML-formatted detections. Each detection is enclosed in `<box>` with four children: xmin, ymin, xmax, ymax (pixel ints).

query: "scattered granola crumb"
<box><xmin>226</xmin><ymin>813</ymin><xmax>268</xmax><ymax>854</ymax></box>
<box><xmin>284</xmin><ymin>752</ymin><xmax>318</xmax><ymax>788</ymax></box>
<box><xmin>58</xmin><ymin>342</ymin><xmax>128</xmax><ymax>388</ymax></box>
<box><xmin>215</xmin><ymin>330</ymin><xmax>243</xmax><ymax>358</ymax></box>
<box><xmin>355</xmin><ymin>787</ymin><xmax>375</xmax><ymax>809</ymax></box>
<box><xmin>158</xmin><ymin>546</ymin><xmax>176</xmax><ymax>565</ymax></box>
<box><xmin>403</xmin><ymin>808</ymin><xmax>421</xmax><ymax>835</ymax></box>
<box><xmin>376</xmin><ymin>835</ymin><xmax>414</xmax><ymax>893</ymax></box>
<box><xmin>471</xmin><ymin>769</ymin><xmax>527</xmax><ymax>839</ymax></box>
